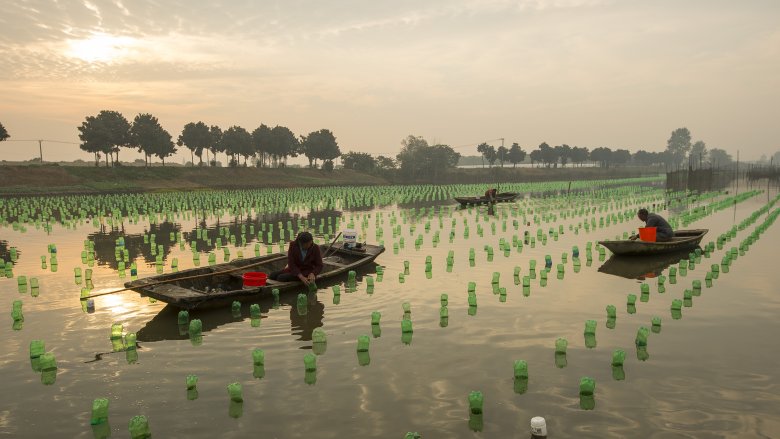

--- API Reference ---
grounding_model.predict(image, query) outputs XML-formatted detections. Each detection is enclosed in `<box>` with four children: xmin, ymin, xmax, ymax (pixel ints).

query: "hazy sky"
<box><xmin>1</xmin><ymin>0</ymin><xmax>779</xmax><ymax>163</ymax></box>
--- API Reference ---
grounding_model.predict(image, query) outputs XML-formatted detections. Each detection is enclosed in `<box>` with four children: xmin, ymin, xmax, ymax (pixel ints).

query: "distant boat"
<box><xmin>599</xmin><ymin>229</ymin><xmax>708</xmax><ymax>256</ymax></box>
<box><xmin>454</xmin><ymin>192</ymin><xmax>518</xmax><ymax>206</ymax></box>
<box><xmin>124</xmin><ymin>243</ymin><xmax>385</xmax><ymax>310</ymax></box>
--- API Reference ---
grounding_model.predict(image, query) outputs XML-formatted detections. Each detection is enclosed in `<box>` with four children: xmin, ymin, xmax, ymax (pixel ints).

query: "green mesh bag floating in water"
<box><xmin>227</xmin><ymin>382</ymin><xmax>243</xmax><ymax>402</ymax></box>
<box><xmin>584</xmin><ymin>320</ymin><xmax>597</xmax><ymax>335</ymax></box>
<box><xmin>606</xmin><ymin>305</ymin><xmax>616</xmax><ymax>319</ymax></box>
<box><xmin>252</xmin><ymin>349</ymin><xmax>265</xmax><ymax>365</ymax></box>
<box><xmin>513</xmin><ymin>360</ymin><xmax>528</xmax><ymax>379</ymax></box>
<box><xmin>371</xmin><ymin>311</ymin><xmax>381</xmax><ymax>325</ymax></box>
<box><xmin>357</xmin><ymin>335</ymin><xmax>370</xmax><ymax>352</ymax></box>
<box><xmin>250</xmin><ymin>303</ymin><xmax>261</xmax><ymax>318</ymax></box>
<box><xmin>188</xmin><ymin>319</ymin><xmax>202</xmax><ymax>336</ymax></box>
<box><xmin>186</xmin><ymin>374</ymin><xmax>198</xmax><ymax>390</ymax></box>
<box><xmin>231</xmin><ymin>301</ymin><xmax>241</xmax><ymax>313</ymax></box>
<box><xmin>128</xmin><ymin>415</ymin><xmax>151</xmax><ymax>439</ymax></box>
<box><xmin>90</xmin><ymin>398</ymin><xmax>109</xmax><ymax>425</ymax></box>
<box><xmin>611</xmin><ymin>349</ymin><xmax>626</xmax><ymax>367</ymax></box>
<box><xmin>635</xmin><ymin>326</ymin><xmax>650</xmax><ymax>346</ymax></box>
<box><xmin>555</xmin><ymin>337</ymin><xmax>568</xmax><ymax>354</ymax></box>
<box><xmin>312</xmin><ymin>327</ymin><xmax>327</xmax><ymax>343</ymax></box>
<box><xmin>627</xmin><ymin>294</ymin><xmax>637</xmax><ymax>305</ymax></box>
<box><xmin>468</xmin><ymin>391</ymin><xmax>484</xmax><ymax>414</ymax></box>
<box><xmin>177</xmin><ymin>311</ymin><xmax>189</xmax><ymax>325</ymax></box>
<box><xmin>579</xmin><ymin>377</ymin><xmax>596</xmax><ymax>396</ymax></box>
<box><xmin>401</xmin><ymin>319</ymin><xmax>413</xmax><ymax>334</ymax></box>
<box><xmin>303</xmin><ymin>353</ymin><xmax>317</xmax><ymax>371</ymax></box>
<box><xmin>29</xmin><ymin>340</ymin><xmax>45</xmax><ymax>358</ymax></box>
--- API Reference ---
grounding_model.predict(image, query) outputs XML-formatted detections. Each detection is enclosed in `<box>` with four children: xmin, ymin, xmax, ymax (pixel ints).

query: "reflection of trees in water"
<box><xmin>0</xmin><ymin>240</ymin><xmax>18</xmax><ymax>263</ymax></box>
<box><xmin>89</xmin><ymin>222</ymin><xmax>181</xmax><ymax>269</ymax></box>
<box><xmin>89</xmin><ymin>209</ymin><xmax>343</xmax><ymax>268</ymax></box>
<box><xmin>182</xmin><ymin>209</ymin><xmax>344</xmax><ymax>251</ymax></box>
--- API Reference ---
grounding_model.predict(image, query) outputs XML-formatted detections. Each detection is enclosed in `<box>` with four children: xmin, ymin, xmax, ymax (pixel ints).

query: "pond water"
<box><xmin>1</xmin><ymin>179</ymin><xmax>779</xmax><ymax>438</ymax></box>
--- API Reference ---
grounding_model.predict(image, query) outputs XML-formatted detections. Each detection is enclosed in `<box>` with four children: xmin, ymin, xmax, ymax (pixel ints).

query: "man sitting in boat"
<box><xmin>632</xmin><ymin>208</ymin><xmax>674</xmax><ymax>242</ymax></box>
<box><xmin>484</xmin><ymin>188</ymin><xmax>497</xmax><ymax>202</ymax></box>
<box><xmin>270</xmin><ymin>231</ymin><xmax>323</xmax><ymax>285</ymax></box>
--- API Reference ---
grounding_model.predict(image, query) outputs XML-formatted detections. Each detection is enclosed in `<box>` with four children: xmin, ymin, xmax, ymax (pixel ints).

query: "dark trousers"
<box><xmin>270</xmin><ymin>270</ymin><xmax>298</xmax><ymax>282</ymax></box>
<box><xmin>656</xmin><ymin>230</ymin><xmax>673</xmax><ymax>242</ymax></box>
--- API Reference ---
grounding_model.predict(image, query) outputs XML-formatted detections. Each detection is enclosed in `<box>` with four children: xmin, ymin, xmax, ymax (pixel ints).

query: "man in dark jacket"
<box><xmin>633</xmin><ymin>208</ymin><xmax>674</xmax><ymax>242</ymax></box>
<box><xmin>270</xmin><ymin>232</ymin><xmax>323</xmax><ymax>285</ymax></box>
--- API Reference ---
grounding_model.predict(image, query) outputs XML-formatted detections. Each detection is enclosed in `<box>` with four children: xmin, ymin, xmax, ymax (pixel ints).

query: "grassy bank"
<box><xmin>0</xmin><ymin>164</ymin><xmax>663</xmax><ymax>195</ymax></box>
<box><xmin>0</xmin><ymin>165</ymin><xmax>389</xmax><ymax>195</ymax></box>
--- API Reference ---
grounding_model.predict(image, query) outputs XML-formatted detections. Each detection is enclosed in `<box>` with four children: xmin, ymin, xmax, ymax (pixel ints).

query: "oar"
<box><xmin>322</xmin><ymin>232</ymin><xmax>343</xmax><ymax>258</ymax></box>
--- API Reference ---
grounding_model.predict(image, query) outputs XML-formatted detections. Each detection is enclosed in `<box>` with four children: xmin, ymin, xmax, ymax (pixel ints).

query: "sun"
<box><xmin>65</xmin><ymin>32</ymin><xmax>135</xmax><ymax>63</ymax></box>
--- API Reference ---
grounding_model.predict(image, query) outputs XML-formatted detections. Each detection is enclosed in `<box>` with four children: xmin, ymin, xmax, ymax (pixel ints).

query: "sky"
<box><xmin>1</xmin><ymin>0</ymin><xmax>779</xmax><ymax>163</ymax></box>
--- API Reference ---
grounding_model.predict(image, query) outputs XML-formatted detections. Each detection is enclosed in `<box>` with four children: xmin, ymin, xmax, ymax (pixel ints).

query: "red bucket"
<box><xmin>638</xmin><ymin>227</ymin><xmax>657</xmax><ymax>242</ymax></box>
<box><xmin>243</xmin><ymin>272</ymin><xmax>267</xmax><ymax>287</ymax></box>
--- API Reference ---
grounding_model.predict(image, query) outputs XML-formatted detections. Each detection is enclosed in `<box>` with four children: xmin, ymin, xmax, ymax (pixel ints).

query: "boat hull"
<box><xmin>455</xmin><ymin>192</ymin><xmax>518</xmax><ymax>206</ymax></box>
<box><xmin>124</xmin><ymin>243</ymin><xmax>385</xmax><ymax>310</ymax></box>
<box><xmin>599</xmin><ymin>229</ymin><xmax>708</xmax><ymax>256</ymax></box>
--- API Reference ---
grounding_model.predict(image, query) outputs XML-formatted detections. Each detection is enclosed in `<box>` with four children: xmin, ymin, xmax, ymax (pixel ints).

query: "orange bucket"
<box><xmin>243</xmin><ymin>272</ymin><xmax>267</xmax><ymax>287</ymax></box>
<box><xmin>638</xmin><ymin>227</ymin><xmax>657</xmax><ymax>242</ymax></box>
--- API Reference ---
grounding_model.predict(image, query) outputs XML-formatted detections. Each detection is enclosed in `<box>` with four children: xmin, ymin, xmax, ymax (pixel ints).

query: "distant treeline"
<box><xmin>1</xmin><ymin>116</ymin><xmax>762</xmax><ymax>174</ymax></box>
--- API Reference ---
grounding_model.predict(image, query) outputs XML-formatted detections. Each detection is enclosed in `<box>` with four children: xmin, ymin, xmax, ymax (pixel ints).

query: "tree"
<box><xmin>208</xmin><ymin>125</ymin><xmax>223</xmax><ymax>166</ymax></box>
<box><xmin>554</xmin><ymin>144</ymin><xmax>572</xmax><ymax>167</ymax></box>
<box><xmin>496</xmin><ymin>145</ymin><xmax>509</xmax><ymax>167</ymax></box>
<box><xmin>570</xmin><ymin>146</ymin><xmax>589</xmax><ymax>166</ymax></box>
<box><xmin>396</xmin><ymin>135</ymin><xmax>460</xmax><ymax>180</ymax></box>
<box><xmin>666</xmin><ymin>127</ymin><xmax>692</xmax><ymax>168</ymax></box>
<box><xmin>476</xmin><ymin>143</ymin><xmax>497</xmax><ymax>168</ymax></box>
<box><xmin>529</xmin><ymin>149</ymin><xmax>542</xmax><ymax>167</ymax></box>
<box><xmin>251</xmin><ymin>124</ymin><xmax>272</xmax><ymax>167</ymax></box>
<box><xmin>612</xmin><ymin>149</ymin><xmax>631</xmax><ymax>166</ymax></box>
<box><xmin>130</xmin><ymin>113</ymin><xmax>176</xmax><ymax>166</ymax></box>
<box><xmin>690</xmin><ymin>140</ymin><xmax>707</xmax><ymax>168</ymax></box>
<box><xmin>302</xmin><ymin>129</ymin><xmax>340</xmax><ymax>168</ymax></box>
<box><xmin>632</xmin><ymin>149</ymin><xmax>654</xmax><ymax>166</ymax></box>
<box><xmin>590</xmin><ymin>147</ymin><xmax>613</xmax><ymax>168</ymax></box>
<box><xmin>508</xmin><ymin>143</ymin><xmax>526</xmax><ymax>167</ymax></box>
<box><xmin>708</xmin><ymin>148</ymin><xmax>733</xmax><ymax>167</ymax></box>
<box><xmin>77</xmin><ymin>110</ymin><xmax>131</xmax><ymax>166</ymax></box>
<box><xmin>221</xmin><ymin>126</ymin><xmax>253</xmax><ymax>166</ymax></box>
<box><xmin>375</xmin><ymin>155</ymin><xmax>396</xmax><ymax>170</ymax></box>
<box><xmin>342</xmin><ymin>151</ymin><xmax>376</xmax><ymax>172</ymax></box>
<box><xmin>537</xmin><ymin>142</ymin><xmax>557</xmax><ymax>167</ymax></box>
<box><xmin>268</xmin><ymin>126</ymin><xmax>299</xmax><ymax>167</ymax></box>
<box><xmin>0</xmin><ymin>122</ymin><xmax>9</xmax><ymax>141</ymax></box>
<box><xmin>177</xmin><ymin>121</ymin><xmax>210</xmax><ymax>166</ymax></box>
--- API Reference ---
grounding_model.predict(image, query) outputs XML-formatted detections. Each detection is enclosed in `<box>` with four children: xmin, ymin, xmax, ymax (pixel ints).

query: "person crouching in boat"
<box><xmin>270</xmin><ymin>231</ymin><xmax>323</xmax><ymax>285</ymax></box>
<box><xmin>631</xmin><ymin>208</ymin><xmax>674</xmax><ymax>242</ymax></box>
<box><xmin>484</xmin><ymin>187</ymin><xmax>497</xmax><ymax>202</ymax></box>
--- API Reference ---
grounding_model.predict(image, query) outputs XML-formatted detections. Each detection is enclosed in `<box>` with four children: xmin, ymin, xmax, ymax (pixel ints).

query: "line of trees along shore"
<box><xmin>1</xmin><ymin>115</ymin><xmax>763</xmax><ymax>172</ymax></box>
<box><xmin>465</xmin><ymin>128</ymin><xmax>735</xmax><ymax>170</ymax></box>
<box><xmin>76</xmin><ymin>110</ymin><xmax>341</xmax><ymax>169</ymax></box>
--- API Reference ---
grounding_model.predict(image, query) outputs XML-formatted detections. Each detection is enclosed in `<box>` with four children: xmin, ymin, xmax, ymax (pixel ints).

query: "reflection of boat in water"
<box><xmin>598</xmin><ymin>248</ymin><xmax>697</xmax><ymax>280</ymax></box>
<box><xmin>135</xmin><ymin>258</ymin><xmax>379</xmax><ymax>342</ymax></box>
<box><xmin>599</xmin><ymin>229</ymin><xmax>707</xmax><ymax>256</ymax></box>
<box><xmin>125</xmin><ymin>243</ymin><xmax>384</xmax><ymax>310</ymax></box>
<box><xmin>136</xmin><ymin>292</ymin><xmax>324</xmax><ymax>342</ymax></box>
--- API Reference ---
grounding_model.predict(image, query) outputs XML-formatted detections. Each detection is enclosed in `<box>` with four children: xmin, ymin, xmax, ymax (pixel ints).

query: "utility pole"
<box><xmin>38</xmin><ymin>140</ymin><xmax>43</xmax><ymax>163</ymax></box>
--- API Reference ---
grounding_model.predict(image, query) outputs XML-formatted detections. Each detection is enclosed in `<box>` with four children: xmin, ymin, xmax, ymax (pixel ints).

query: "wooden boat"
<box><xmin>598</xmin><ymin>229</ymin><xmax>708</xmax><ymax>256</ymax></box>
<box><xmin>124</xmin><ymin>243</ymin><xmax>385</xmax><ymax>310</ymax></box>
<box><xmin>454</xmin><ymin>192</ymin><xmax>518</xmax><ymax>206</ymax></box>
<box><xmin>598</xmin><ymin>248</ymin><xmax>697</xmax><ymax>280</ymax></box>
